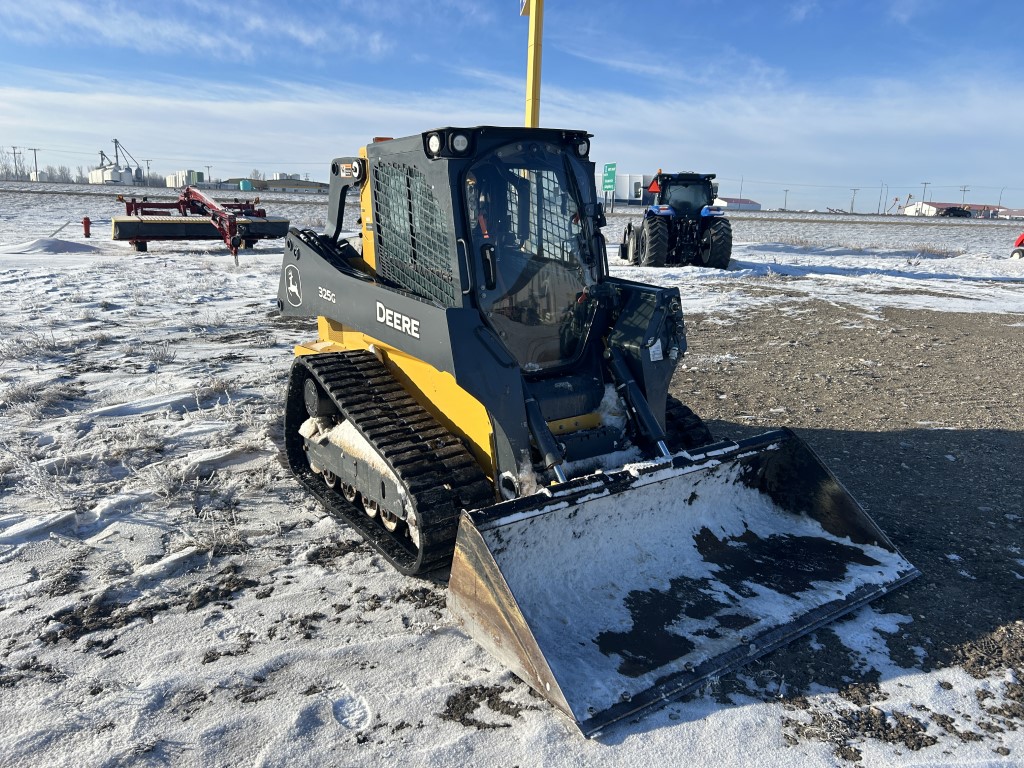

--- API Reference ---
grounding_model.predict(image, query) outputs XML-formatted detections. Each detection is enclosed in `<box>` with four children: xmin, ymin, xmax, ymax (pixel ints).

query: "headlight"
<box><xmin>426</xmin><ymin>133</ymin><xmax>443</xmax><ymax>155</ymax></box>
<box><xmin>450</xmin><ymin>133</ymin><xmax>470</xmax><ymax>154</ymax></box>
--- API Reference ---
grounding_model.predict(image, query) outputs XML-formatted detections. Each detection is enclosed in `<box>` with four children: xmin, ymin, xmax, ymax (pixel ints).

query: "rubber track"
<box><xmin>285</xmin><ymin>350</ymin><xmax>494</xmax><ymax>575</ymax></box>
<box><xmin>664</xmin><ymin>396</ymin><xmax>714</xmax><ymax>452</ymax></box>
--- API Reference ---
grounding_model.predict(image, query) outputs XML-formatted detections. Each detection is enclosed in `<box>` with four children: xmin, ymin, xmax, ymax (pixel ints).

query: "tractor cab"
<box><xmin>650</xmin><ymin>172</ymin><xmax>718</xmax><ymax>215</ymax></box>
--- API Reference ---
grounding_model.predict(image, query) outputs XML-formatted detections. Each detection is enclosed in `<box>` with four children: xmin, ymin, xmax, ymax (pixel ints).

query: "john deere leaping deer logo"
<box><xmin>285</xmin><ymin>265</ymin><xmax>302</xmax><ymax>307</ymax></box>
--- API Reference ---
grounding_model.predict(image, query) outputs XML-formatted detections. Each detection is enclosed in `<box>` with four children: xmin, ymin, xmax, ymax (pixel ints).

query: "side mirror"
<box><xmin>481</xmin><ymin>243</ymin><xmax>497</xmax><ymax>291</ymax></box>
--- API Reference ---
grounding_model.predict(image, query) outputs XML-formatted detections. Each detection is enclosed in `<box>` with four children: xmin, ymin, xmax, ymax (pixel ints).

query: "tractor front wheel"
<box><xmin>626</xmin><ymin>226</ymin><xmax>641</xmax><ymax>264</ymax></box>
<box><xmin>619</xmin><ymin>223</ymin><xmax>635</xmax><ymax>262</ymax></box>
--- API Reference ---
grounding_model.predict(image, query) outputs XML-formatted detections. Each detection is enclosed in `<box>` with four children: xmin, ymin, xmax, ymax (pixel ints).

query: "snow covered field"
<box><xmin>1</xmin><ymin>183</ymin><xmax>1022</xmax><ymax>766</ymax></box>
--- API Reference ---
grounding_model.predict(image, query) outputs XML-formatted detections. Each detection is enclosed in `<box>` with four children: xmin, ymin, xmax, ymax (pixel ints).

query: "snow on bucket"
<box><xmin>447</xmin><ymin>429</ymin><xmax>919</xmax><ymax>736</ymax></box>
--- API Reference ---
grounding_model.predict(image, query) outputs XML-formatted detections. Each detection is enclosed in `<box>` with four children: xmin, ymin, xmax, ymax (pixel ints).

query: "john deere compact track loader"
<box><xmin>275</xmin><ymin>126</ymin><xmax>917</xmax><ymax>736</ymax></box>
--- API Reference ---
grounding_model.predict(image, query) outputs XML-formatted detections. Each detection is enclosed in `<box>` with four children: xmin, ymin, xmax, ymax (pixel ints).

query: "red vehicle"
<box><xmin>111</xmin><ymin>187</ymin><xmax>288</xmax><ymax>264</ymax></box>
<box><xmin>1014</xmin><ymin>231</ymin><xmax>1024</xmax><ymax>258</ymax></box>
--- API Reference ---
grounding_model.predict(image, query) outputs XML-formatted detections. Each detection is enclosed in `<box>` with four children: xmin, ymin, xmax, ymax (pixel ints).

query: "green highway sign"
<box><xmin>602</xmin><ymin>163</ymin><xmax>616</xmax><ymax>191</ymax></box>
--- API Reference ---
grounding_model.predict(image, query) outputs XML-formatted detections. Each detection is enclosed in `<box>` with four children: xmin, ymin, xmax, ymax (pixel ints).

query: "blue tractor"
<box><xmin>619</xmin><ymin>171</ymin><xmax>732</xmax><ymax>269</ymax></box>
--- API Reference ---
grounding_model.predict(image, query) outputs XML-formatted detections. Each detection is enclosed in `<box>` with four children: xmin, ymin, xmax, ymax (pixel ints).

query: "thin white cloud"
<box><xmin>0</xmin><ymin>0</ymin><xmax>382</xmax><ymax>60</ymax></box>
<box><xmin>335</xmin><ymin>0</ymin><xmax>496</xmax><ymax>25</ymax></box>
<box><xmin>0</xmin><ymin>67</ymin><xmax>522</xmax><ymax>173</ymax></box>
<box><xmin>887</xmin><ymin>0</ymin><xmax>926</xmax><ymax>25</ymax></box>
<box><xmin>0</xmin><ymin>1</ymin><xmax>237</xmax><ymax>55</ymax></box>
<box><xmin>555</xmin><ymin>39</ymin><xmax>787</xmax><ymax>92</ymax></box>
<box><xmin>788</xmin><ymin>1</ymin><xmax>819</xmax><ymax>22</ymax></box>
<box><xmin>2</xmin><ymin>64</ymin><xmax>1023</xmax><ymax>210</ymax></box>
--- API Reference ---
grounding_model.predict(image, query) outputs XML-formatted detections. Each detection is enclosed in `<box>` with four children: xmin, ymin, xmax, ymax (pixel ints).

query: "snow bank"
<box><xmin>0</xmin><ymin>237</ymin><xmax>100</xmax><ymax>254</ymax></box>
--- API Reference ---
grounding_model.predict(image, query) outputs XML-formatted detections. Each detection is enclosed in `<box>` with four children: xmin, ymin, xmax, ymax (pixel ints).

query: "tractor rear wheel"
<box><xmin>639</xmin><ymin>216</ymin><xmax>669</xmax><ymax>267</ymax></box>
<box><xmin>697</xmin><ymin>217</ymin><xmax>732</xmax><ymax>269</ymax></box>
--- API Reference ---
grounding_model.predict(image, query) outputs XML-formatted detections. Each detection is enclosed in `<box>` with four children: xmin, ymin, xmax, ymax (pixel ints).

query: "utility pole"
<box><xmin>205</xmin><ymin>165</ymin><xmax>212</xmax><ymax>185</ymax></box>
<box><xmin>11</xmin><ymin>147</ymin><xmax>21</xmax><ymax>179</ymax></box>
<box><xmin>783</xmin><ymin>189</ymin><xmax>789</xmax><ymax>210</ymax></box>
<box><xmin>143</xmin><ymin>159</ymin><xmax>151</xmax><ymax>186</ymax></box>
<box><xmin>921</xmin><ymin>182</ymin><xmax>930</xmax><ymax>206</ymax></box>
<box><xmin>739</xmin><ymin>176</ymin><xmax>744</xmax><ymax>200</ymax></box>
<box><xmin>960</xmin><ymin>185</ymin><xmax>970</xmax><ymax>205</ymax></box>
<box><xmin>28</xmin><ymin>148</ymin><xmax>40</xmax><ymax>180</ymax></box>
<box><xmin>849</xmin><ymin>188</ymin><xmax>859</xmax><ymax>213</ymax></box>
<box><xmin>876</xmin><ymin>181</ymin><xmax>884</xmax><ymax>214</ymax></box>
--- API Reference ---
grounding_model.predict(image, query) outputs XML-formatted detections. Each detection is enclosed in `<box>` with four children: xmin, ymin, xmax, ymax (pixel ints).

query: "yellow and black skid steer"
<box><xmin>275</xmin><ymin>126</ymin><xmax>918</xmax><ymax>737</ymax></box>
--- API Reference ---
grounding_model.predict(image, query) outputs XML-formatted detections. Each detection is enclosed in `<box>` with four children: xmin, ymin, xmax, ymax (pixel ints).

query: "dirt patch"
<box><xmin>439</xmin><ymin>684</ymin><xmax>539</xmax><ymax>730</ymax></box>
<box><xmin>395</xmin><ymin>585</ymin><xmax>446</xmax><ymax>611</ymax></box>
<box><xmin>0</xmin><ymin>656</ymin><xmax>68</xmax><ymax>687</ymax></box>
<box><xmin>784</xmin><ymin>706</ymin><xmax>938</xmax><ymax>762</ymax></box>
<box><xmin>185</xmin><ymin>564</ymin><xmax>259</xmax><ymax>611</ymax></box>
<box><xmin>675</xmin><ymin>299</ymin><xmax>1024</xmax><ymax>755</ymax></box>
<box><xmin>44</xmin><ymin>594</ymin><xmax>172</xmax><ymax>645</ymax></box>
<box><xmin>46</xmin><ymin>553</ymin><xmax>88</xmax><ymax>597</ymax></box>
<box><xmin>305</xmin><ymin>538</ymin><xmax>363</xmax><ymax>567</ymax></box>
<box><xmin>954</xmin><ymin>622</ymin><xmax>1024</xmax><ymax>679</ymax></box>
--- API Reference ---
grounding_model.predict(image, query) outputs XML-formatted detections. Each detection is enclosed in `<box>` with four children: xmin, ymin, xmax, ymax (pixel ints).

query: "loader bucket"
<box><xmin>447</xmin><ymin>429</ymin><xmax>918</xmax><ymax>737</ymax></box>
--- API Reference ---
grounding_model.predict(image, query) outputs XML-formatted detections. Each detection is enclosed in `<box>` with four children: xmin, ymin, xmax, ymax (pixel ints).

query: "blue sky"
<box><xmin>1</xmin><ymin>0</ymin><xmax>1022</xmax><ymax>210</ymax></box>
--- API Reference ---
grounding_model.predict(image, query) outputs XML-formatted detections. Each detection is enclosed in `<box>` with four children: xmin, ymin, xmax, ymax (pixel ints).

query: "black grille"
<box><xmin>372</xmin><ymin>162</ymin><xmax>457</xmax><ymax>307</ymax></box>
<box><xmin>537</xmin><ymin>170</ymin><xmax>575</xmax><ymax>262</ymax></box>
<box><xmin>504</xmin><ymin>169</ymin><xmax>576</xmax><ymax>263</ymax></box>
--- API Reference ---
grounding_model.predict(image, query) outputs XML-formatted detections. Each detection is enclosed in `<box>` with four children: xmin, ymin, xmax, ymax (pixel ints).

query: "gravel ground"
<box><xmin>671</xmin><ymin>291</ymin><xmax>1024</xmax><ymax>759</ymax></box>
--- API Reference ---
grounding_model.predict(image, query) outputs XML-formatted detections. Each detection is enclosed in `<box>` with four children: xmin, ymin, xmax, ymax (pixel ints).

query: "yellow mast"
<box><xmin>521</xmin><ymin>0</ymin><xmax>544</xmax><ymax>128</ymax></box>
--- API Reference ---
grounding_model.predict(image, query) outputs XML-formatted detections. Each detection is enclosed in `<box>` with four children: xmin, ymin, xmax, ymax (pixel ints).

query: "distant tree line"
<box><xmin>0</xmin><ymin>147</ymin><xmax>88</xmax><ymax>182</ymax></box>
<box><xmin>0</xmin><ymin>147</ymin><xmax>167</xmax><ymax>185</ymax></box>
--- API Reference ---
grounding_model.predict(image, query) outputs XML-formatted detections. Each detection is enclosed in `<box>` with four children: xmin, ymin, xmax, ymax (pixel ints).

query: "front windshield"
<box><xmin>661</xmin><ymin>182</ymin><xmax>707</xmax><ymax>213</ymax></box>
<box><xmin>466</xmin><ymin>141</ymin><xmax>595</xmax><ymax>371</ymax></box>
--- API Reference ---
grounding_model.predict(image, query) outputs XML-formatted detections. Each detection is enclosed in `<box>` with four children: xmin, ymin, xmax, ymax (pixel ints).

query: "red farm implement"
<box><xmin>111</xmin><ymin>187</ymin><xmax>289</xmax><ymax>264</ymax></box>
